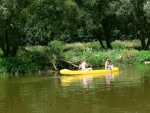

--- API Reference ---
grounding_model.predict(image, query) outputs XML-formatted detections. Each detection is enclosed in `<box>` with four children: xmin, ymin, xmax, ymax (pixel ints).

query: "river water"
<box><xmin>0</xmin><ymin>64</ymin><xmax>149</xmax><ymax>113</ymax></box>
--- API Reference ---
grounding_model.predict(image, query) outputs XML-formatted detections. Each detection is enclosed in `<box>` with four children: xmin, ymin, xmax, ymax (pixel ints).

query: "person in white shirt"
<box><xmin>78</xmin><ymin>59</ymin><xmax>92</xmax><ymax>71</ymax></box>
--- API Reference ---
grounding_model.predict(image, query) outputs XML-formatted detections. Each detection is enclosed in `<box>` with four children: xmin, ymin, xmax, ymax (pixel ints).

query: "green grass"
<box><xmin>111</xmin><ymin>39</ymin><xmax>141</xmax><ymax>49</ymax></box>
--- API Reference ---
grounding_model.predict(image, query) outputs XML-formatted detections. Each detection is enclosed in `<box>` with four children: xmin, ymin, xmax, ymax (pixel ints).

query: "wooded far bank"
<box><xmin>0</xmin><ymin>0</ymin><xmax>150</xmax><ymax>57</ymax></box>
<box><xmin>0</xmin><ymin>40</ymin><xmax>149</xmax><ymax>76</ymax></box>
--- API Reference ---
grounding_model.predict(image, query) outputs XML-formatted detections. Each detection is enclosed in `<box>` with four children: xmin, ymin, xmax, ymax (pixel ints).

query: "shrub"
<box><xmin>85</xmin><ymin>41</ymin><xmax>100</xmax><ymax>51</ymax></box>
<box><xmin>112</xmin><ymin>40</ymin><xmax>141</xmax><ymax>49</ymax></box>
<box><xmin>112</xmin><ymin>40</ymin><xmax>126</xmax><ymax>49</ymax></box>
<box><xmin>120</xmin><ymin>49</ymin><xmax>138</xmax><ymax>63</ymax></box>
<box><xmin>134</xmin><ymin>51</ymin><xmax>150</xmax><ymax>62</ymax></box>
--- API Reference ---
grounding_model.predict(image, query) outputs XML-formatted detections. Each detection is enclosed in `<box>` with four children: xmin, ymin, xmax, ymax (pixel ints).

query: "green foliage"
<box><xmin>1</xmin><ymin>0</ymin><xmax>150</xmax><ymax>58</ymax></box>
<box><xmin>63</xmin><ymin>43</ymin><xmax>84</xmax><ymax>62</ymax></box>
<box><xmin>0</xmin><ymin>46</ymin><xmax>52</xmax><ymax>75</ymax></box>
<box><xmin>48</xmin><ymin>40</ymin><xmax>65</xmax><ymax>60</ymax></box>
<box><xmin>0</xmin><ymin>40</ymin><xmax>149</xmax><ymax>75</ymax></box>
<box><xmin>62</xmin><ymin>41</ymin><xmax>143</xmax><ymax>66</ymax></box>
<box><xmin>111</xmin><ymin>40</ymin><xmax>126</xmax><ymax>49</ymax></box>
<box><xmin>112</xmin><ymin>40</ymin><xmax>141</xmax><ymax>49</ymax></box>
<box><xmin>0</xmin><ymin>0</ymin><xmax>30</xmax><ymax>56</ymax></box>
<box><xmin>85</xmin><ymin>41</ymin><xmax>100</xmax><ymax>50</ymax></box>
<box><xmin>0</xmin><ymin>53</ymin><xmax>43</xmax><ymax>74</ymax></box>
<box><xmin>134</xmin><ymin>51</ymin><xmax>150</xmax><ymax>62</ymax></box>
<box><xmin>132</xmin><ymin>39</ymin><xmax>141</xmax><ymax>49</ymax></box>
<box><xmin>87</xmin><ymin>51</ymin><xmax>106</xmax><ymax>67</ymax></box>
<box><xmin>144</xmin><ymin>1</ymin><xmax>150</xmax><ymax>22</ymax></box>
<box><xmin>120</xmin><ymin>49</ymin><xmax>139</xmax><ymax>63</ymax></box>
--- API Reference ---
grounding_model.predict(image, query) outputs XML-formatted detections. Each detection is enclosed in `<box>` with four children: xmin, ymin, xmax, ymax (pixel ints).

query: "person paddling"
<box><xmin>78</xmin><ymin>59</ymin><xmax>92</xmax><ymax>71</ymax></box>
<box><xmin>105</xmin><ymin>57</ymin><xmax>113</xmax><ymax>70</ymax></box>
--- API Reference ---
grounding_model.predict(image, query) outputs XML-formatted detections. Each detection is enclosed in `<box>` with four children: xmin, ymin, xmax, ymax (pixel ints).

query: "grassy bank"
<box><xmin>0</xmin><ymin>40</ymin><xmax>149</xmax><ymax>76</ymax></box>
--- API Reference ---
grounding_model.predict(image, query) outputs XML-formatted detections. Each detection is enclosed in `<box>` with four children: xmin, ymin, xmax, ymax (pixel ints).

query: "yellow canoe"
<box><xmin>60</xmin><ymin>67</ymin><xmax>119</xmax><ymax>75</ymax></box>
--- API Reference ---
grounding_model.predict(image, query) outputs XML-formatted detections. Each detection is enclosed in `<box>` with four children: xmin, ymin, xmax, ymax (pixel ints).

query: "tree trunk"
<box><xmin>140</xmin><ymin>39</ymin><xmax>146</xmax><ymax>50</ymax></box>
<box><xmin>138</xmin><ymin>30</ymin><xmax>147</xmax><ymax>50</ymax></box>
<box><xmin>146</xmin><ymin>37</ymin><xmax>150</xmax><ymax>50</ymax></box>
<box><xmin>105</xmin><ymin>32</ymin><xmax>112</xmax><ymax>49</ymax></box>
<box><xmin>0</xmin><ymin>34</ymin><xmax>19</xmax><ymax>57</ymax></box>
<box><xmin>102</xmin><ymin>15</ymin><xmax>114</xmax><ymax>49</ymax></box>
<box><xmin>93</xmin><ymin>29</ymin><xmax>105</xmax><ymax>49</ymax></box>
<box><xmin>98</xmin><ymin>39</ymin><xmax>105</xmax><ymax>49</ymax></box>
<box><xmin>10</xmin><ymin>46</ymin><xmax>18</xmax><ymax>56</ymax></box>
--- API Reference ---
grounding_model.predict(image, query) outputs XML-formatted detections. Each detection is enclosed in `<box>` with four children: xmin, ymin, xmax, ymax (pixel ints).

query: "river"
<box><xmin>0</xmin><ymin>64</ymin><xmax>150</xmax><ymax>113</ymax></box>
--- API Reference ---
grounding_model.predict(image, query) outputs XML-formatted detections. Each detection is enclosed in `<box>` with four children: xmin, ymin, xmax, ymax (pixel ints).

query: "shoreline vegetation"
<box><xmin>0</xmin><ymin>40</ymin><xmax>149</xmax><ymax>76</ymax></box>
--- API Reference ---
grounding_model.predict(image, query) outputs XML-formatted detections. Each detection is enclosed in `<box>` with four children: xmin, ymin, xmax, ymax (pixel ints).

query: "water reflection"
<box><xmin>82</xmin><ymin>76</ymin><xmax>93</xmax><ymax>88</ymax></box>
<box><xmin>60</xmin><ymin>72</ymin><xmax>119</xmax><ymax>89</ymax></box>
<box><xmin>105</xmin><ymin>73</ymin><xmax>113</xmax><ymax>85</ymax></box>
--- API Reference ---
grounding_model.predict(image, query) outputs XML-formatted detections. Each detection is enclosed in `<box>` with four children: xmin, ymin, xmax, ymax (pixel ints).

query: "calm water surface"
<box><xmin>0</xmin><ymin>64</ymin><xmax>150</xmax><ymax>113</ymax></box>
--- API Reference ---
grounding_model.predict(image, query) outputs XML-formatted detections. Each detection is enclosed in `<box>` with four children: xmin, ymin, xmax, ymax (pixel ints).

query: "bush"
<box><xmin>48</xmin><ymin>40</ymin><xmax>65</xmax><ymax>58</ymax></box>
<box><xmin>120</xmin><ymin>49</ymin><xmax>138</xmax><ymax>63</ymax></box>
<box><xmin>85</xmin><ymin>41</ymin><xmax>100</xmax><ymax>51</ymax></box>
<box><xmin>134</xmin><ymin>51</ymin><xmax>150</xmax><ymax>62</ymax></box>
<box><xmin>112</xmin><ymin>40</ymin><xmax>141</xmax><ymax>49</ymax></box>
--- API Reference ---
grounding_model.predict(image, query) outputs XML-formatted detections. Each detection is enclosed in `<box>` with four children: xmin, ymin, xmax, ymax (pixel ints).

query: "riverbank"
<box><xmin>0</xmin><ymin>40</ymin><xmax>149</xmax><ymax>76</ymax></box>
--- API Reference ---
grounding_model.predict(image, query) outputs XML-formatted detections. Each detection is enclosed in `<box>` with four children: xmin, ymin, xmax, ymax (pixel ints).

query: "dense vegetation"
<box><xmin>0</xmin><ymin>0</ymin><xmax>150</xmax><ymax>75</ymax></box>
<box><xmin>0</xmin><ymin>40</ymin><xmax>149</xmax><ymax>76</ymax></box>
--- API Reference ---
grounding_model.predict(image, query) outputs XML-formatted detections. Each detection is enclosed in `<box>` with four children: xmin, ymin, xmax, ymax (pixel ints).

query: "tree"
<box><xmin>143</xmin><ymin>1</ymin><xmax>150</xmax><ymax>49</ymax></box>
<box><xmin>0</xmin><ymin>0</ymin><xmax>30</xmax><ymax>56</ymax></box>
<box><xmin>130</xmin><ymin>0</ymin><xmax>149</xmax><ymax>50</ymax></box>
<box><xmin>107</xmin><ymin>0</ymin><xmax>149</xmax><ymax>50</ymax></box>
<box><xmin>74</xmin><ymin>0</ymin><xmax>113</xmax><ymax>49</ymax></box>
<box><xmin>23</xmin><ymin>0</ymin><xmax>65</xmax><ymax>45</ymax></box>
